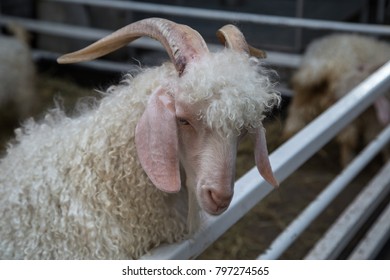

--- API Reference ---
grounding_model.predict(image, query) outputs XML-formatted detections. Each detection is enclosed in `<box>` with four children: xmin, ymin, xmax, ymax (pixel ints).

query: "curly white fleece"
<box><xmin>0</xmin><ymin>49</ymin><xmax>279</xmax><ymax>259</ymax></box>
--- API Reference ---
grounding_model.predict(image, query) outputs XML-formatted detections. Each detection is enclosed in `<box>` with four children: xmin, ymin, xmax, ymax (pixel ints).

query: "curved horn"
<box><xmin>216</xmin><ymin>24</ymin><xmax>266</xmax><ymax>58</ymax></box>
<box><xmin>57</xmin><ymin>18</ymin><xmax>209</xmax><ymax>76</ymax></box>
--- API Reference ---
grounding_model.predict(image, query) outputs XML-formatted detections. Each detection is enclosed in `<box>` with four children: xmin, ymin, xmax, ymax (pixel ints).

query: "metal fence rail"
<box><xmin>349</xmin><ymin>201</ymin><xmax>390</xmax><ymax>259</ymax></box>
<box><xmin>304</xmin><ymin>160</ymin><xmax>390</xmax><ymax>259</ymax></box>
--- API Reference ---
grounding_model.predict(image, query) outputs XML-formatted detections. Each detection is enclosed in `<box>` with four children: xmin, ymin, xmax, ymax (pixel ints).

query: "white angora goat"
<box><xmin>0</xmin><ymin>18</ymin><xmax>280</xmax><ymax>259</ymax></box>
<box><xmin>283</xmin><ymin>34</ymin><xmax>390</xmax><ymax>166</ymax></box>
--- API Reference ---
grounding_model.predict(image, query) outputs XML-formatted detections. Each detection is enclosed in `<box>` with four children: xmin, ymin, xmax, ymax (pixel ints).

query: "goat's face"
<box><xmin>135</xmin><ymin>52</ymin><xmax>280</xmax><ymax>215</ymax></box>
<box><xmin>174</xmin><ymin>97</ymin><xmax>239</xmax><ymax>215</ymax></box>
<box><xmin>135</xmin><ymin>86</ymin><xmax>248</xmax><ymax>215</ymax></box>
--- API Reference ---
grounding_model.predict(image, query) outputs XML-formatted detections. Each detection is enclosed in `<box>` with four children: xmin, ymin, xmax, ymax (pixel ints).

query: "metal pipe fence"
<box><xmin>304</xmin><ymin>160</ymin><xmax>390</xmax><ymax>259</ymax></box>
<box><xmin>259</xmin><ymin>124</ymin><xmax>390</xmax><ymax>260</ymax></box>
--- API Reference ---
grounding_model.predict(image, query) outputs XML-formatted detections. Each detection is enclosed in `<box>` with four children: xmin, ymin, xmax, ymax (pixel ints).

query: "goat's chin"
<box><xmin>204</xmin><ymin>205</ymin><xmax>229</xmax><ymax>216</ymax></box>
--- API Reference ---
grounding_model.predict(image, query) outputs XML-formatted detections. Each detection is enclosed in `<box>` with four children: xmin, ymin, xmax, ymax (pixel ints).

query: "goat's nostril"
<box><xmin>207</xmin><ymin>189</ymin><xmax>232</xmax><ymax>209</ymax></box>
<box><xmin>201</xmin><ymin>185</ymin><xmax>234</xmax><ymax>215</ymax></box>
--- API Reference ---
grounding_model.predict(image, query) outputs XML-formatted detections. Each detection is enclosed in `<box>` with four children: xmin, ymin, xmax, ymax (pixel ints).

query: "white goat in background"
<box><xmin>283</xmin><ymin>34</ymin><xmax>390</xmax><ymax>166</ymax></box>
<box><xmin>0</xmin><ymin>18</ymin><xmax>280</xmax><ymax>259</ymax></box>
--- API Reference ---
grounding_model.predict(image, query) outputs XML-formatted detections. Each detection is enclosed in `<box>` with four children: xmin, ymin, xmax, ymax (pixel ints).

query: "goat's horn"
<box><xmin>216</xmin><ymin>24</ymin><xmax>266</xmax><ymax>58</ymax></box>
<box><xmin>57</xmin><ymin>18</ymin><xmax>209</xmax><ymax>76</ymax></box>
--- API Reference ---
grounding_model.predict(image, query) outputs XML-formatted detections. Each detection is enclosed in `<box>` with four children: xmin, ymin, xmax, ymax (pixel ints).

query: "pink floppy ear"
<box><xmin>254</xmin><ymin>125</ymin><xmax>279</xmax><ymax>187</ymax></box>
<box><xmin>135</xmin><ymin>87</ymin><xmax>181</xmax><ymax>193</ymax></box>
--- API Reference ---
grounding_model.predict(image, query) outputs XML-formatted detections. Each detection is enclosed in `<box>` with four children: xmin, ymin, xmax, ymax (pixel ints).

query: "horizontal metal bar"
<box><xmin>142</xmin><ymin>61</ymin><xmax>390</xmax><ymax>259</ymax></box>
<box><xmin>258</xmin><ymin>124</ymin><xmax>390</xmax><ymax>260</ymax></box>
<box><xmin>349</xmin><ymin>202</ymin><xmax>390</xmax><ymax>259</ymax></box>
<box><xmin>0</xmin><ymin>15</ymin><xmax>302</xmax><ymax>68</ymax></box>
<box><xmin>305</xmin><ymin>160</ymin><xmax>390</xmax><ymax>259</ymax></box>
<box><xmin>47</xmin><ymin>0</ymin><xmax>390</xmax><ymax>35</ymax></box>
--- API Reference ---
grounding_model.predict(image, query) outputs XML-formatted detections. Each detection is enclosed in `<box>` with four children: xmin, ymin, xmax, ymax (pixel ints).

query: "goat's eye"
<box><xmin>178</xmin><ymin>118</ymin><xmax>190</xmax><ymax>126</ymax></box>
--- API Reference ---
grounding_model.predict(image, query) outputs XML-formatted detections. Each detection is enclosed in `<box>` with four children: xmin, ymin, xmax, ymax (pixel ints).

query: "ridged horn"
<box><xmin>216</xmin><ymin>24</ymin><xmax>266</xmax><ymax>58</ymax></box>
<box><xmin>57</xmin><ymin>18</ymin><xmax>209</xmax><ymax>76</ymax></box>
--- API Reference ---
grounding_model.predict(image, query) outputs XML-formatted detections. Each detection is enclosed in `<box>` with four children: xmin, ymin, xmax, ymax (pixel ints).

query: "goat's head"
<box><xmin>58</xmin><ymin>18</ymin><xmax>279</xmax><ymax>215</ymax></box>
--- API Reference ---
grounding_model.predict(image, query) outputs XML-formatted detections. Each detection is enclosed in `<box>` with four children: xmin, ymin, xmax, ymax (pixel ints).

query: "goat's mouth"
<box><xmin>199</xmin><ymin>185</ymin><xmax>233</xmax><ymax>215</ymax></box>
